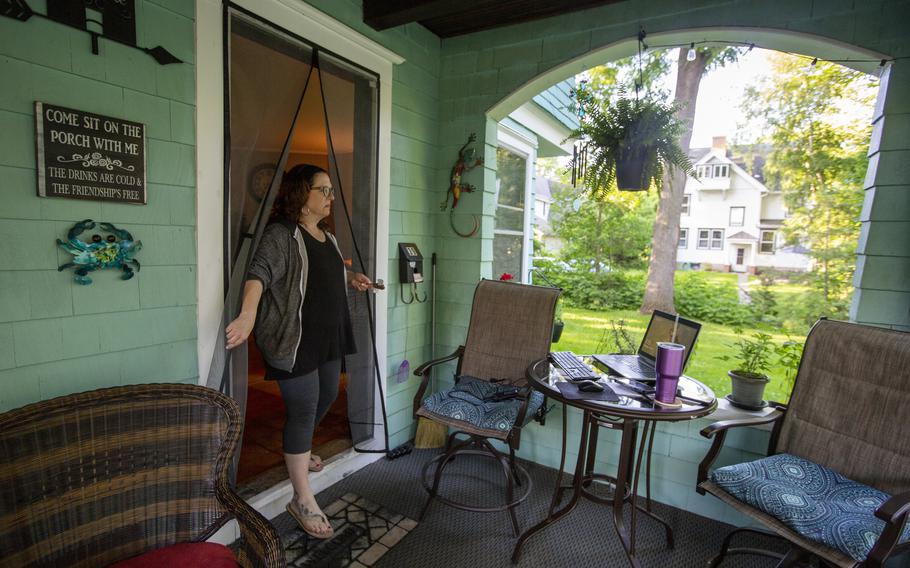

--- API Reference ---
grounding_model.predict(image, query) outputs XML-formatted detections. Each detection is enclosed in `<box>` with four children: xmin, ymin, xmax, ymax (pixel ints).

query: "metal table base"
<box><xmin>512</xmin><ymin>404</ymin><xmax>674</xmax><ymax>568</ymax></box>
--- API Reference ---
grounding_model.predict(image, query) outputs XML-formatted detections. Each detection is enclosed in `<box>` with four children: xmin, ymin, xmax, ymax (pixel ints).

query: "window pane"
<box><xmin>761</xmin><ymin>231</ymin><xmax>775</xmax><ymax>253</ymax></box>
<box><xmin>493</xmin><ymin>233</ymin><xmax>523</xmax><ymax>279</ymax></box>
<box><xmin>496</xmin><ymin>147</ymin><xmax>526</xmax><ymax>208</ymax></box>
<box><xmin>711</xmin><ymin>229</ymin><xmax>724</xmax><ymax>249</ymax></box>
<box><xmin>730</xmin><ymin>207</ymin><xmax>744</xmax><ymax>226</ymax></box>
<box><xmin>495</xmin><ymin>206</ymin><xmax>524</xmax><ymax>232</ymax></box>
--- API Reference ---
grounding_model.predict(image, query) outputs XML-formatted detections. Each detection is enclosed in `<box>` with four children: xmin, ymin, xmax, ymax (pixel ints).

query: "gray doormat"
<box><xmin>280</xmin><ymin>493</ymin><xmax>417</xmax><ymax>567</ymax></box>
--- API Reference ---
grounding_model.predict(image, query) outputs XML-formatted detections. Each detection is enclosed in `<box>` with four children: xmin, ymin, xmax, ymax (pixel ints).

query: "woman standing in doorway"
<box><xmin>225</xmin><ymin>164</ymin><xmax>373</xmax><ymax>539</ymax></box>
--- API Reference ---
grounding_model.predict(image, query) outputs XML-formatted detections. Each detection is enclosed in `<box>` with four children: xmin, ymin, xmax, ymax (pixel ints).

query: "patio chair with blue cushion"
<box><xmin>412</xmin><ymin>278</ymin><xmax>560</xmax><ymax>535</ymax></box>
<box><xmin>697</xmin><ymin>318</ymin><xmax>910</xmax><ymax>568</ymax></box>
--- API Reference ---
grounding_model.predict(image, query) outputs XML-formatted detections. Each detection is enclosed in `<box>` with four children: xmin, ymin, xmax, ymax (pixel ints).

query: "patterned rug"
<box><xmin>280</xmin><ymin>493</ymin><xmax>417</xmax><ymax>567</ymax></box>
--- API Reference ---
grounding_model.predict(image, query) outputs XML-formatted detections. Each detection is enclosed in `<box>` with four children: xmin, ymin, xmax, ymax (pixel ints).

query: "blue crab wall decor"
<box><xmin>57</xmin><ymin>219</ymin><xmax>142</xmax><ymax>285</ymax></box>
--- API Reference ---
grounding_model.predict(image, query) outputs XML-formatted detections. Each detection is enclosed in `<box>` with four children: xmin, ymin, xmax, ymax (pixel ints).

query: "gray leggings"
<box><xmin>277</xmin><ymin>359</ymin><xmax>342</xmax><ymax>454</ymax></box>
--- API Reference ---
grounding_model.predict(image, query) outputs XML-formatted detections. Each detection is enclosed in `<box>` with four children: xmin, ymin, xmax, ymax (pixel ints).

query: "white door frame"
<box><xmin>732</xmin><ymin>245</ymin><xmax>748</xmax><ymax>273</ymax></box>
<box><xmin>195</xmin><ymin>0</ymin><xmax>403</xmax><ymax>524</ymax></box>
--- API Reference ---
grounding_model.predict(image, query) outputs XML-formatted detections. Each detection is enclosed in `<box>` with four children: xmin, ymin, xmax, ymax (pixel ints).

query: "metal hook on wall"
<box><xmin>400</xmin><ymin>282</ymin><xmax>427</xmax><ymax>304</ymax></box>
<box><xmin>400</xmin><ymin>283</ymin><xmax>416</xmax><ymax>305</ymax></box>
<box><xmin>412</xmin><ymin>282</ymin><xmax>427</xmax><ymax>303</ymax></box>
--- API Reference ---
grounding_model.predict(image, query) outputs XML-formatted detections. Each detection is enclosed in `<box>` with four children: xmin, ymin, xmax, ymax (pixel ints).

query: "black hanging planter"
<box><xmin>615</xmin><ymin>155</ymin><xmax>649</xmax><ymax>191</ymax></box>
<box><xmin>551</xmin><ymin>321</ymin><xmax>565</xmax><ymax>343</ymax></box>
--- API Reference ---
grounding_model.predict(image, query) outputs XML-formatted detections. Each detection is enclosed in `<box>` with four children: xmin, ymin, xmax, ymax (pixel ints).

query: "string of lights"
<box><xmin>635</xmin><ymin>32</ymin><xmax>905</xmax><ymax>71</ymax></box>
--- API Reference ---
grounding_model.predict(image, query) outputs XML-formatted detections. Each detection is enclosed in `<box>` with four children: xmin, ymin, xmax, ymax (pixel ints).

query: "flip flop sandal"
<box><xmin>286</xmin><ymin>501</ymin><xmax>334</xmax><ymax>540</ymax></box>
<box><xmin>309</xmin><ymin>455</ymin><xmax>324</xmax><ymax>472</ymax></box>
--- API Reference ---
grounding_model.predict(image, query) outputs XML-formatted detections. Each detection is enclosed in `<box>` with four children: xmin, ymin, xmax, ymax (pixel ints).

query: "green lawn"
<box><xmin>553</xmin><ymin>306</ymin><xmax>802</xmax><ymax>403</ymax></box>
<box><xmin>743</xmin><ymin>276</ymin><xmax>815</xmax><ymax>330</ymax></box>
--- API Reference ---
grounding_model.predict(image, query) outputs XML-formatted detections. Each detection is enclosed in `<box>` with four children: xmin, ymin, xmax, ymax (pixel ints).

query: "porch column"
<box><xmin>850</xmin><ymin>62</ymin><xmax>910</xmax><ymax>331</ymax></box>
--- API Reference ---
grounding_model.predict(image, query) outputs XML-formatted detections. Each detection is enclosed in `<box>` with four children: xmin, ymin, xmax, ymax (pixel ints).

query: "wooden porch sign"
<box><xmin>35</xmin><ymin>102</ymin><xmax>147</xmax><ymax>204</ymax></box>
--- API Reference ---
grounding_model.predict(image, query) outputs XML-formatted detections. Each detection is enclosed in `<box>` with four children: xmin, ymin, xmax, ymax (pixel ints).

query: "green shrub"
<box><xmin>537</xmin><ymin>262</ymin><xmax>644</xmax><ymax>310</ymax></box>
<box><xmin>750</xmin><ymin>279</ymin><xmax>779</xmax><ymax>325</ymax></box>
<box><xmin>674</xmin><ymin>272</ymin><xmax>754</xmax><ymax>326</ymax></box>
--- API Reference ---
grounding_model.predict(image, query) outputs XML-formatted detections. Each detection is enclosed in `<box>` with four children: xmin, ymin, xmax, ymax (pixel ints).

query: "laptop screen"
<box><xmin>638</xmin><ymin>310</ymin><xmax>701</xmax><ymax>369</ymax></box>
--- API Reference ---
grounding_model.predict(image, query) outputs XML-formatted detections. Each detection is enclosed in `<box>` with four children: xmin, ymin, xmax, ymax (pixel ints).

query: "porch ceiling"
<box><xmin>363</xmin><ymin>0</ymin><xmax>626</xmax><ymax>38</ymax></box>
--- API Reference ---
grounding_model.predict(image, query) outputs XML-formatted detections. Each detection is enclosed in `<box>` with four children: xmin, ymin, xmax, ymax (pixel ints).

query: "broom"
<box><xmin>415</xmin><ymin>252</ymin><xmax>447</xmax><ymax>448</ymax></box>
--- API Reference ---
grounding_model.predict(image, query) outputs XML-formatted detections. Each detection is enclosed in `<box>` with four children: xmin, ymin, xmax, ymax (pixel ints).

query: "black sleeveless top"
<box><xmin>265</xmin><ymin>229</ymin><xmax>356</xmax><ymax>379</ymax></box>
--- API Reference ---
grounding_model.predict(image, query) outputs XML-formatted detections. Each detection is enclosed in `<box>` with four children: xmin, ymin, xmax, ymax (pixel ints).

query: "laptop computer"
<box><xmin>593</xmin><ymin>310</ymin><xmax>701</xmax><ymax>379</ymax></box>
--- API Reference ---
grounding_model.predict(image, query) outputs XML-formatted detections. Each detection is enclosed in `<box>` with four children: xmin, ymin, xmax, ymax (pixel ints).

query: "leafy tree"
<box><xmin>549</xmin><ymin>182</ymin><xmax>655</xmax><ymax>271</ymax></box>
<box><xmin>581</xmin><ymin>51</ymin><xmax>671</xmax><ymax>102</ymax></box>
<box><xmin>742</xmin><ymin>55</ymin><xmax>876</xmax><ymax>320</ymax></box>
<box><xmin>640</xmin><ymin>46</ymin><xmax>740</xmax><ymax>315</ymax></box>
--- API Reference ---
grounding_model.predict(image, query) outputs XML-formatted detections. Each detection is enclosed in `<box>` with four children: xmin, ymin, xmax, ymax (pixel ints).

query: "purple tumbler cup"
<box><xmin>655</xmin><ymin>342</ymin><xmax>685</xmax><ymax>404</ymax></box>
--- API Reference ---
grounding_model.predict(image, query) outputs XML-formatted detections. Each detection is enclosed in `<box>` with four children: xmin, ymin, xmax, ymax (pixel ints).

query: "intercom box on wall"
<box><xmin>398</xmin><ymin>243</ymin><xmax>424</xmax><ymax>284</ymax></box>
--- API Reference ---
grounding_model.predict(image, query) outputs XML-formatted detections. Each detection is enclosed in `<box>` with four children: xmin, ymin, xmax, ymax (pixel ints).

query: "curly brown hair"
<box><xmin>269</xmin><ymin>164</ymin><xmax>329</xmax><ymax>226</ymax></box>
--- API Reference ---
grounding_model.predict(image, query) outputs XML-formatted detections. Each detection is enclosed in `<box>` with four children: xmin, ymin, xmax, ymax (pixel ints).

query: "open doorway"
<box><xmin>225</xmin><ymin>10</ymin><xmax>380</xmax><ymax>489</ymax></box>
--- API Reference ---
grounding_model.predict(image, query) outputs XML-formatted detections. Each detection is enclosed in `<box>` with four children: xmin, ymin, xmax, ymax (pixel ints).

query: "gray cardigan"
<box><xmin>247</xmin><ymin>219</ymin><xmax>347</xmax><ymax>372</ymax></box>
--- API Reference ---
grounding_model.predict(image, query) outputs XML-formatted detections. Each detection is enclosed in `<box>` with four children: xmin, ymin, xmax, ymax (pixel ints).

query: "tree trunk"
<box><xmin>640</xmin><ymin>48</ymin><xmax>711</xmax><ymax>314</ymax></box>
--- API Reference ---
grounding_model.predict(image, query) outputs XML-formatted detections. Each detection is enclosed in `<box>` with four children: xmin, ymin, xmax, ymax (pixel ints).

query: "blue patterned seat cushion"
<box><xmin>420</xmin><ymin>376</ymin><xmax>544</xmax><ymax>434</ymax></box>
<box><xmin>711</xmin><ymin>453</ymin><xmax>910</xmax><ymax>562</ymax></box>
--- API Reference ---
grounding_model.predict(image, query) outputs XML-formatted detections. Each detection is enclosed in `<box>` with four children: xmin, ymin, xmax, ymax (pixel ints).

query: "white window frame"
<box><xmin>681</xmin><ymin>194</ymin><xmax>690</xmax><ymax>215</ymax></box>
<box><xmin>697</xmin><ymin>164</ymin><xmax>729</xmax><ymax>179</ymax></box>
<box><xmin>729</xmin><ymin>206</ymin><xmax>745</xmax><ymax>227</ymax></box>
<box><xmin>698</xmin><ymin>228</ymin><xmax>724</xmax><ymax>250</ymax></box>
<box><xmin>711</xmin><ymin>229</ymin><xmax>725</xmax><ymax>250</ymax></box>
<box><xmin>496</xmin><ymin>125</ymin><xmax>537</xmax><ymax>283</ymax></box>
<box><xmin>760</xmin><ymin>230</ymin><xmax>776</xmax><ymax>254</ymax></box>
<box><xmin>678</xmin><ymin>228</ymin><xmax>688</xmax><ymax>249</ymax></box>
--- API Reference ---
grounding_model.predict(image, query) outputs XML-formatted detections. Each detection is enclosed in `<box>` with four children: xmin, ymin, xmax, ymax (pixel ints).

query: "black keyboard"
<box><xmin>550</xmin><ymin>351</ymin><xmax>600</xmax><ymax>381</ymax></box>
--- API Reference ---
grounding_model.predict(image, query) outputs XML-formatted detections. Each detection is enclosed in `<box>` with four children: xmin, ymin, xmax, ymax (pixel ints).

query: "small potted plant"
<box><xmin>569</xmin><ymin>86</ymin><xmax>694</xmax><ymax>193</ymax></box>
<box><xmin>716</xmin><ymin>331</ymin><xmax>775</xmax><ymax>409</ymax></box>
<box><xmin>552</xmin><ymin>300</ymin><xmax>565</xmax><ymax>343</ymax></box>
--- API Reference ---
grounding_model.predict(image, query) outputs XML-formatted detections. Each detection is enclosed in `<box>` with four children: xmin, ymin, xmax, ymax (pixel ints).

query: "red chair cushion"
<box><xmin>110</xmin><ymin>542</ymin><xmax>237</xmax><ymax>568</ymax></box>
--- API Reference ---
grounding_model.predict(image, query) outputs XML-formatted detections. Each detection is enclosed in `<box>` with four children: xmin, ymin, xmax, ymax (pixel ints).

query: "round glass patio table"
<box><xmin>512</xmin><ymin>357</ymin><xmax>717</xmax><ymax>568</ymax></box>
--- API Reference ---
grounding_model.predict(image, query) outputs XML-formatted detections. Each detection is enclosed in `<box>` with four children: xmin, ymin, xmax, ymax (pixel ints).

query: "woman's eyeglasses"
<box><xmin>313</xmin><ymin>186</ymin><xmax>335</xmax><ymax>198</ymax></box>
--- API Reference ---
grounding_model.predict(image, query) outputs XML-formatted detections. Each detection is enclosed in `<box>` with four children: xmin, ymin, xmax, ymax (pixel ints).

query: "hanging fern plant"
<box><xmin>569</xmin><ymin>86</ymin><xmax>695</xmax><ymax>195</ymax></box>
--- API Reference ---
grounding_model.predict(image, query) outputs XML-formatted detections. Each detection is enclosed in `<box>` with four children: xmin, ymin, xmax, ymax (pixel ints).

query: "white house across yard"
<box><xmin>677</xmin><ymin>136</ymin><xmax>810</xmax><ymax>274</ymax></box>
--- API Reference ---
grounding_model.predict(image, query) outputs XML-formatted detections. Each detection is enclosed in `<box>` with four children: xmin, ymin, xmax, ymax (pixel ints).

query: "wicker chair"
<box><xmin>413</xmin><ymin>278</ymin><xmax>560</xmax><ymax>535</ymax></box>
<box><xmin>0</xmin><ymin>383</ymin><xmax>284</xmax><ymax>567</ymax></box>
<box><xmin>697</xmin><ymin>319</ymin><xmax>910</xmax><ymax>568</ymax></box>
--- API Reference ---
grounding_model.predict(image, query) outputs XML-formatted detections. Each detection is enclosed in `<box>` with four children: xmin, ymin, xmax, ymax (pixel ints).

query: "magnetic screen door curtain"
<box><xmin>207</xmin><ymin>11</ymin><xmax>389</xmax><ymax>463</ymax></box>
